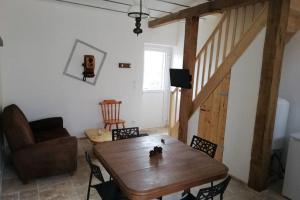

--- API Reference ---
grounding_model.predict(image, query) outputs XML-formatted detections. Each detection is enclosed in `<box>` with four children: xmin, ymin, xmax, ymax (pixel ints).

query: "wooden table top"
<box><xmin>93</xmin><ymin>135</ymin><xmax>228</xmax><ymax>200</ymax></box>
<box><xmin>85</xmin><ymin>128</ymin><xmax>112</xmax><ymax>144</ymax></box>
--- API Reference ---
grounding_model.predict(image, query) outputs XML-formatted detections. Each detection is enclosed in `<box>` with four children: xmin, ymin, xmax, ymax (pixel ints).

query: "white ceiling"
<box><xmin>52</xmin><ymin>0</ymin><xmax>208</xmax><ymax>18</ymax></box>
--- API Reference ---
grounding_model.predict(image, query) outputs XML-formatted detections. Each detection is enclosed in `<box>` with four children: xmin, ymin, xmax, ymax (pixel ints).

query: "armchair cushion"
<box><xmin>34</xmin><ymin>128</ymin><xmax>70</xmax><ymax>143</ymax></box>
<box><xmin>30</xmin><ymin>117</ymin><xmax>63</xmax><ymax>132</ymax></box>
<box><xmin>13</xmin><ymin>136</ymin><xmax>77</xmax><ymax>181</ymax></box>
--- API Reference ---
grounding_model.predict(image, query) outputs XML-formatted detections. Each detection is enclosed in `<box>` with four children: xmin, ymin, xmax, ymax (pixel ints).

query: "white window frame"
<box><xmin>143</xmin><ymin>44</ymin><xmax>172</xmax><ymax>93</ymax></box>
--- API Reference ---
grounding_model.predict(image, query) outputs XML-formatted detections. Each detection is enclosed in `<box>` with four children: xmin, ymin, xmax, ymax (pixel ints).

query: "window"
<box><xmin>143</xmin><ymin>46</ymin><xmax>170</xmax><ymax>91</ymax></box>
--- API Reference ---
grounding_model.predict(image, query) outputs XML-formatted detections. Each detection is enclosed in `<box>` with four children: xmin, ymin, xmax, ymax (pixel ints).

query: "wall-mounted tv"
<box><xmin>169</xmin><ymin>69</ymin><xmax>192</xmax><ymax>89</ymax></box>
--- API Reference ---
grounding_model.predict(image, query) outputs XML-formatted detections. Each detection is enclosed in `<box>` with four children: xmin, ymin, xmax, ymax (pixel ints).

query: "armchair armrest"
<box><xmin>13</xmin><ymin>136</ymin><xmax>77</xmax><ymax>181</ymax></box>
<box><xmin>29</xmin><ymin>117</ymin><xmax>63</xmax><ymax>132</ymax></box>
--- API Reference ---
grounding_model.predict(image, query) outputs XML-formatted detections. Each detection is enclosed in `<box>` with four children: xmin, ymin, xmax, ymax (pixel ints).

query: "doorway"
<box><xmin>141</xmin><ymin>44</ymin><xmax>172</xmax><ymax>133</ymax></box>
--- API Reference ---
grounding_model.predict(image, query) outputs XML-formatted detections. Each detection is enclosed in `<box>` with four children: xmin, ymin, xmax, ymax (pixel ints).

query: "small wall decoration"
<box><xmin>119</xmin><ymin>63</ymin><xmax>131</xmax><ymax>68</ymax></box>
<box><xmin>63</xmin><ymin>39</ymin><xmax>107</xmax><ymax>85</ymax></box>
<box><xmin>82</xmin><ymin>55</ymin><xmax>95</xmax><ymax>81</ymax></box>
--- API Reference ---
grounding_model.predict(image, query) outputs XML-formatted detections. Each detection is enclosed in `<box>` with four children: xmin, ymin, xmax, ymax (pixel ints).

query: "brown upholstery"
<box><xmin>2</xmin><ymin>104</ymin><xmax>77</xmax><ymax>183</ymax></box>
<box><xmin>2</xmin><ymin>105</ymin><xmax>35</xmax><ymax>152</ymax></box>
<box><xmin>34</xmin><ymin>128</ymin><xmax>70</xmax><ymax>143</ymax></box>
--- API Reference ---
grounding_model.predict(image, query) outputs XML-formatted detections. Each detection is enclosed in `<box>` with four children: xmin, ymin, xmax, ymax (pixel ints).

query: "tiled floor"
<box><xmin>1</xmin><ymin>128</ymin><xmax>286</xmax><ymax>200</ymax></box>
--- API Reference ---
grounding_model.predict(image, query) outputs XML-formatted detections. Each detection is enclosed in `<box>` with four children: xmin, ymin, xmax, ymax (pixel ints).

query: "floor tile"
<box><xmin>20</xmin><ymin>189</ymin><xmax>38</xmax><ymax>200</ymax></box>
<box><xmin>1</xmin><ymin>193</ymin><xmax>19</xmax><ymax>200</ymax></box>
<box><xmin>39</xmin><ymin>181</ymin><xmax>75</xmax><ymax>200</ymax></box>
<box><xmin>2</xmin><ymin>178</ymin><xmax>37</xmax><ymax>194</ymax></box>
<box><xmin>1</xmin><ymin>134</ymin><xmax>286</xmax><ymax>200</ymax></box>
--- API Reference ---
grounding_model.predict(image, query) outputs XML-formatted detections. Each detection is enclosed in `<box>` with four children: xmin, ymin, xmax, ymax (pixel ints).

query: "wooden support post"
<box><xmin>178</xmin><ymin>16</ymin><xmax>199</xmax><ymax>143</ymax></box>
<box><xmin>248</xmin><ymin>0</ymin><xmax>290</xmax><ymax>191</ymax></box>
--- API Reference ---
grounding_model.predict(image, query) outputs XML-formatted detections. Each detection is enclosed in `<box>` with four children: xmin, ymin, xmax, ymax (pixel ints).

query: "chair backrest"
<box><xmin>2</xmin><ymin>104</ymin><xmax>35</xmax><ymax>152</ymax></box>
<box><xmin>190</xmin><ymin>135</ymin><xmax>217</xmax><ymax>158</ymax></box>
<box><xmin>112</xmin><ymin>127</ymin><xmax>140</xmax><ymax>141</ymax></box>
<box><xmin>99</xmin><ymin>99</ymin><xmax>122</xmax><ymax>122</ymax></box>
<box><xmin>85</xmin><ymin>152</ymin><xmax>105</xmax><ymax>182</ymax></box>
<box><xmin>196</xmin><ymin>176</ymin><xmax>231</xmax><ymax>200</ymax></box>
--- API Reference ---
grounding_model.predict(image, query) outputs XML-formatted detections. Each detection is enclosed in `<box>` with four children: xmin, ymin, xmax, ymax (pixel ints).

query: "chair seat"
<box><xmin>180</xmin><ymin>193</ymin><xmax>196</xmax><ymax>200</ymax></box>
<box><xmin>93</xmin><ymin>180</ymin><xmax>127</xmax><ymax>200</ymax></box>
<box><xmin>104</xmin><ymin>119</ymin><xmax>125</xmax><ymax>124</ymax></box>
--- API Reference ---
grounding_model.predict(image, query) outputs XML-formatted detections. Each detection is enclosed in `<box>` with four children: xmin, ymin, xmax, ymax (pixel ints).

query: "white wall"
<box><xmin>279</xmin><ymin>32</ymin><xmax>300</xmax><ymax>136</ymax></box>
<box><xmin>223</xmin><ymin>28</ymin><xmax>265</xmax><ymax>183</ymax></box>
<box><xmin>172</xmin><ymin>15</ymin><xmax>222</xmax><ymax>70</ymax></box>
<box><xmin>0</xmin><ymin>0</ymin><xmax>179</xmax><ymax>137</ymax></box>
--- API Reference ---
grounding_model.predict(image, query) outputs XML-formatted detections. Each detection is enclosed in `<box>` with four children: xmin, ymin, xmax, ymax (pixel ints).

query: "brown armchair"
<box><xmin>2</xmin><ymin>104</ymin><xmax>77</xmax><ymax>183</ymax></box>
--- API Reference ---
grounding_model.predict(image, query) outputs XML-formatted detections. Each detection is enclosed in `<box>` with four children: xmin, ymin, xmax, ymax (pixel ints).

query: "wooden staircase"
<box><xmin>169</xmin><ymin>1</ymin><xmax>300</xmax><ymax>141</ymax></box>
<box><xmin>169</xmin><ymin>2</ymin><xmax>268</xmax><ymax>139</ymax></box>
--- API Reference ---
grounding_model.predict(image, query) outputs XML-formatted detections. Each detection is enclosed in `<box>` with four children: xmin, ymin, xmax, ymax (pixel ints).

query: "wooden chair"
<box><xmin>99</xmin><ymin>99</ymin><xmax>125</xmax><ymax>131</ymax></box>
<box><xmin>180</xmin><ymin>176</ymin><xmax>231</xmax><ymax>200</ymax></box>
<box><xmin>85</xmin><ymin>152</ymin><xmax>128</xmax><ymax>200</ymax></box>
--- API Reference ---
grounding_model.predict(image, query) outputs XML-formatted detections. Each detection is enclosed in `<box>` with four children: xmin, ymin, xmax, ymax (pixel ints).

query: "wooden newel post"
<box><xmin>178</xmin><ymin>16</ymin><xmax>199</xmax><ymax>143</ymax></box>
<box><xmin>248</xmin><ymin>0</ymin><xmax>290</xmax><ymax>191</ymax></box>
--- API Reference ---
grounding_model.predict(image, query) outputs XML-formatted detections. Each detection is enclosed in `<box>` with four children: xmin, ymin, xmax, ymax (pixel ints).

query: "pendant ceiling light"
<box><xmin>128</xmin><ymin>0</ymin><xmax>150</xmax><ymax>36</ymax></box>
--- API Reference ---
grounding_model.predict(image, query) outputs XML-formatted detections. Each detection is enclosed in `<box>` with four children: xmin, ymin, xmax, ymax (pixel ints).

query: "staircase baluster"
<box><xmin>195</xmin><ymin>56</ymin><xmax>201</xmax><ymax>96</ymax></box>
<box><xmin>223</xmin><ymin>10</ymin><xmax>231</xmax><ymax>60</ymax></box>
<box><xmin>231</xmin><ymin>8</ymin><xmax>238</xmax><ymax>50</ymax></box>
<box><xmin>241</xmin><ymin>6</ymin><xmax>247</xmax><ymax>34</ymax></box>
<box><xmin>215</xmin><ymin>22</ymin><xmax>223</xmax><ymax>70</ymax></box>
<box><xmin>201</xmin><ymin>48</ymin><xmax>208</xmax><ymax>88</ymax></box>
<box><xmin>208</xmin><ymin>37</ymin><xmax>215</xmax><ymax>78</ymax></box>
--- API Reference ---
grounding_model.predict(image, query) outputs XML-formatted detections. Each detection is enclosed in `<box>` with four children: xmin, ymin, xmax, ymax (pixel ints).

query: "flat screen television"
<box><xmin>169</xmin><ymin>68</ymin><xmax>192</xmax><ymax>89</ymax></box>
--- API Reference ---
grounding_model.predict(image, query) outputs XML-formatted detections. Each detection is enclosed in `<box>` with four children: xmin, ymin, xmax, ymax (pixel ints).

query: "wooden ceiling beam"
<box><xmin>148</xmin><ymin>0</ymin><xmax>268</xmax><ymax>28</ymax></box>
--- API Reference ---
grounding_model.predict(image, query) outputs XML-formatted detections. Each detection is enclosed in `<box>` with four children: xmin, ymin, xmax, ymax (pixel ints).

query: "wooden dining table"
<box><xmin>93</xmin><ymin>135</ymin><xmax>228</xmax><ymax>200</ymax></box>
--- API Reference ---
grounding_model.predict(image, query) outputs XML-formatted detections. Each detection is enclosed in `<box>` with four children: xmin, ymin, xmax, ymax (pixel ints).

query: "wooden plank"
<box><xmin>215</xmin><ymin>23</ymin><xmax>223</xmax><ymax>69</ymax></box>
<box><xmin>241</xmin><ymin>6</ymin><xmax>247</xmax><ymax>33</ymax></box>
<box><xmin>291</xmin><ymin>0</ymin><xmax>300</xmax><ymax>12</ymax></box>
<box><xmin>223</xmin><ymin>11</ymin><xmax>231</xmax><ymax>60</ymax></box>
<box><xmin>248</xmin><ymin>0</ymin><xmax>290</xmax><ymax>191</ymax></box>
<box><xmin>149</xmin><ymin>0</ymin><xmax>267</xmax><ymax>28</ymax></box>
<box><xmin>168</xmin><ymin>89</ymin><xmax>175</xmax><ymax>129</ymax></box>
<box><xmin>231</xmin><ymin>8</ymin><xmax>239</xmax><ymax>50</ymax></box>
<box><xmin>208</xmin><ymin>38</ymin><xmax>215</xmax><ymax>77</ymax></box>
<box><xmin>178</xmin><ymin>16</ymin><xmax>199</xmax><ymax>143</ymax></box>
<box><xmin>198</xmin><ymin>74</ymin><xmax>231</xmax><ymax>161</ymax></box>
<box><xmin>287</xmin><ymin>9</ymin><xmax>300</xmax><ymax>32</ymax></box>
<box><xmin>94</xmin><ymin>135</ymin><xmax>228</xmax><ymax>200</ymax></box>
<box><xmin>195</xmin><ymin>57</ymin><xmax>201</xmax><ymax>96</ymax></box>
<box><xmin>201</xmin><ymin>49</ymin><xmax>208</xmax><ymax>88</ymax></box>
<box><xmin>191</xmin><ymin>5</ymin><xmax>268</xmax><ymax>116</ymax></box>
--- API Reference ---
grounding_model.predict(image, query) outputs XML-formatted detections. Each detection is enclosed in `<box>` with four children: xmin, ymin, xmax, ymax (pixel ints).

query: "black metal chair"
<box><xmin>190</xmin><ymin>135</ymin><xmax>218</xmax><ymax>158</ymax></box>
<box><xmin>112</xmin><ymin>127</ymin><xmax>140</xmax><ymax>141</ymax></box>
<box><xmin>183</xmin><ymin>135</ymin><xmax>218</xmax><ymax>198</ymax></box>
<box><xmin>180</xmin><ymin>176</ymin><xmax>231</xmax><ymax>200</ymax></box>
<box><xmin>85</xmin><ymin>152</ymin><xmax>128</xmax><ymax>200</ymax></box>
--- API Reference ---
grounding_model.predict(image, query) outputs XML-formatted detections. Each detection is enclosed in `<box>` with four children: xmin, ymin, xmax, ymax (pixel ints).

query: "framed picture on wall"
<box><xmin>63</xmin><ymin>39</ymin><xmax>107</xmax><ymax>86</ymax></box>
